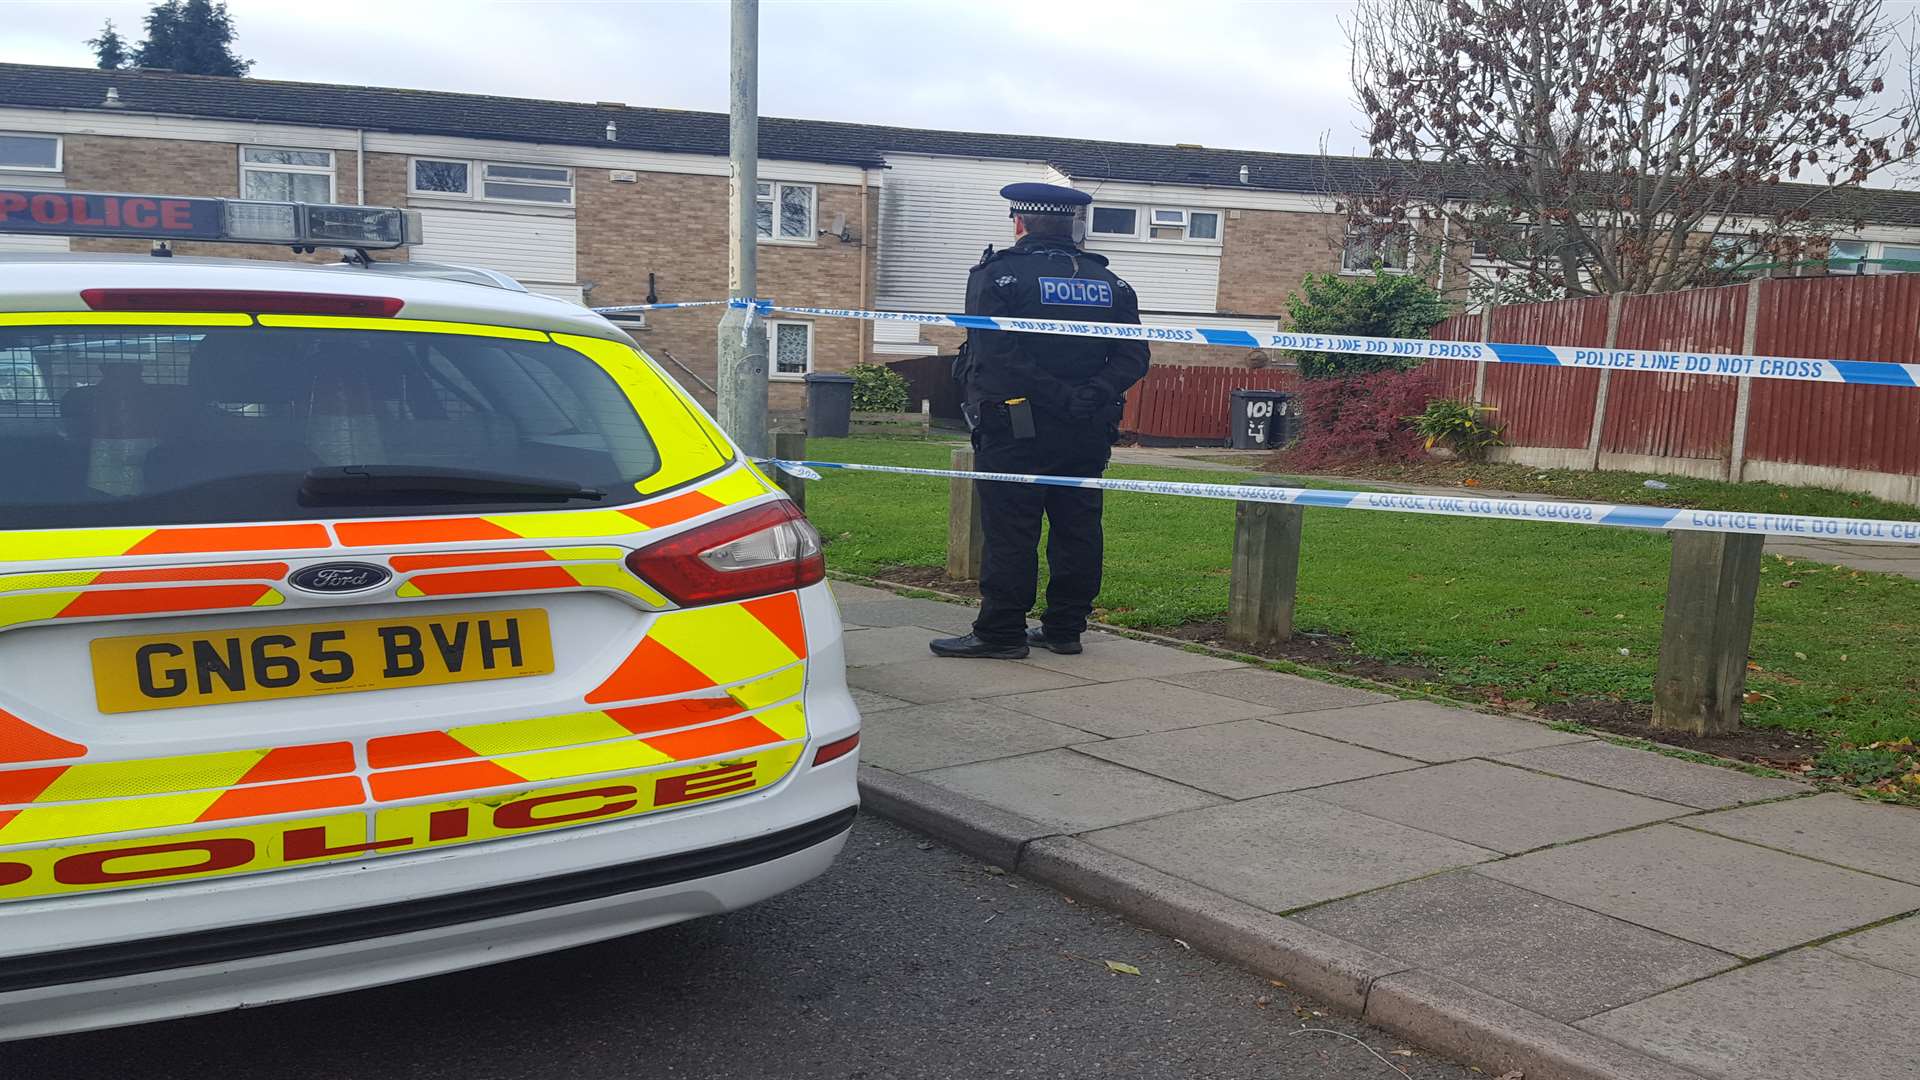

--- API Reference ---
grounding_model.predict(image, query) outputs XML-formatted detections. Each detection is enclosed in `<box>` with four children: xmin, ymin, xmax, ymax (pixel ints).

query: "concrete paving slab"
<box><xmin>1084</xmin><ymin>794</ymin><xmax>1500</xmax><ymax>912</ymax></box>
<box><xmin>1687</xmin><ymin>791</ymin><xmax>1920</xmax><ymax>884</ymax></box>
<box><xmin>861</xmin><ymin>699</ymin><xmax>1101</xmax><ymax>773</ymax></box>
<box><xmin>850</xmin><ymin>687</ymin><xmax>913</xmax><ymax>713</ymax></box>
<box><xmin>1302</xmin><ymin>759</ymin><xmax>1689</xmax><ymax>854</ymax></box>
<box><xmin>1074</xmin><ymin>718</ymin><xmax>1421</xmax><ymax>799</ymax></box>
<box><xmin>1823</xmin><ymin>914</ymin><xmax>1920</xmax><ymax>978</ymax></box>
<box><xmin>844</xmin><ymin>626</ymin><xmax>958</xmax><ymax>668</ymax></box>
<box><xmin>1494</xmin><ymin>740</ymin><xmax>1806</xmax><ymax>809</ymax></box>
<box><xmin>845</xmin><ymin>657</ymin><xmax>1087</xmax><ymax>705</ymax></box>
<box><xmin>1579</xmin><ymin>947</ymin><xmax>1920</xmax><ymax>1080</ymax></box>
<box><xmin>1481</xmin><ymin>824</ymin><xmax>1920</xmax><ymax>958</ymax></box>
<box><xmin>1159</xmin><ymin>666</ymin><xmax>1396</xmax><ymax>713</ymax></box>
<box><xmin>917</xmin><ymin>748</ymin><xmax>1225</xmax><ymax>833</ymax></box>
<box><xmin>1017</xmin><ymin>634</ymin><xmax>1243</xmax><ymax>681</ymax></box>
<box><xmin>995</xmin><ymin>678</ymin><xmax>1273</xmax><ymax>738</ymax></box>
<box><xmin>1272</xmin><ymin>699</ymin><xmax>1592</xmax><ymax>762</ymax></box>
<box><xmin>1296</xmin><ymin>871</ymin><xmax>1737</xmax><ymax>1022</ymax></box>
<box><xmin>834</xmin><ymin>597</ymin><xmax>979</xmax><ymax>635</ymax></box>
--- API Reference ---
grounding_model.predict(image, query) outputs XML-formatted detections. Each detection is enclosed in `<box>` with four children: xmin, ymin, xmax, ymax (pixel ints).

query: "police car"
<box><xmin>0</xmin><ymin>189</ymin><xmax>860</xmax><ymax>1040</ymax></box>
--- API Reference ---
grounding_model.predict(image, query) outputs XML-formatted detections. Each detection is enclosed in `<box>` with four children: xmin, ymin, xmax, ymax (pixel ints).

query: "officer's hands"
<box><xmin>1067</xmin><ymin>384</ymin><xmax>1107</xmax><ymax>421</ymax></box>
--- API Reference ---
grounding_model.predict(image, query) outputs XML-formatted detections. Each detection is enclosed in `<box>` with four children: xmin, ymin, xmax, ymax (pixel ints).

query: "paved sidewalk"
<box><xmin>1109</xmin><ymin>446</ymin><xmax>1920</xmax><ymax>579</ymax></box>
<box><xmin>833</xmin><ymin>580</ymin><xmax>1920</xmax><ymax>1080</ymax></box>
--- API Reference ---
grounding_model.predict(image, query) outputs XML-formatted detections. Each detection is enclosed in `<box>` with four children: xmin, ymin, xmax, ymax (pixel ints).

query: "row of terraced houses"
<box><xmin>7</xmin><ymin>61</ymin><xmax>1920</xmax><ymax>413</ymax></box>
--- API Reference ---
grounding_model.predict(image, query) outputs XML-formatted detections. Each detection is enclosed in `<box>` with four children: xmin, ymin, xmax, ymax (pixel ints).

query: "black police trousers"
<box><xmin>970</xmin><ymin>422</ymin><xmax>1112</xmax><ymax>645</ymax></box>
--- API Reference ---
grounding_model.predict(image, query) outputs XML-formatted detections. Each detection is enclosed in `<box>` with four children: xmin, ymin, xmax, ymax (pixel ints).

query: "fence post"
<box><xmin>1473</xmin><ymin>303</ymin><xmax>1494</xmax><ymax>404</ymax></box>
<box><xmin>1726</xmin><ymin>277</ymin><xmax>1764</xmax><ymax>482</ymax></box>
<box><xmin>772</xmin><ymin>431</ymin><xmax>808</xmax><ymax>510</ymax></box>
<box><xmin>1226</xmin><ymin>480</ymin><xmax>1304</xmax><ymax>648</ymax></box>
<box><xmin>1585</xmin><ymin>292</ymin><xmax>1626</xmax><ymax>471</ymax></box>
<box><xmin>946</xmin><ymin>446</ymin><xmax>985</xmax><ymax>581</ymax></box>
<box><xmin>1652</xmin><ymin>530</ymin><xmax>1765</xmax><ymax>735</ymax></box>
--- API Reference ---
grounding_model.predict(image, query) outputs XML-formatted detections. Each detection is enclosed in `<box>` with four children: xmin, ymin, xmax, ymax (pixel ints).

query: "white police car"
<box><xmin>0</xmin><ymin>189</ymin><xmax>859</xmax><ymax>1039</ymax></box>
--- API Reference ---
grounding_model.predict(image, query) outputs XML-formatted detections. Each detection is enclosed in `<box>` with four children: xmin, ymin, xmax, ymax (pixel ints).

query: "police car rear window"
<box><xmin>0</xmin><ymin>326</ymin><xmax>664</xmax><ymax>529</ymax></box>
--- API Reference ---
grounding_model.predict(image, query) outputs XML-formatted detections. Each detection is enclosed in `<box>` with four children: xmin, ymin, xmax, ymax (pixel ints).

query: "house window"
<box><xmin>1877</xmin><ymin>243</ymin><xmax>1920</xmax><ymax>274</ymax></box>
<box><xmin>1090</xmin><ymin>206</ymin><xmax>1139</xmax><ymax>237</ymax></box>
<box><xmin>1189</xmin><ymin>211</ymin><xmax>1220</xmax><ymax>240</ymax></box>
<box><xmin>767</xmin><ymin>320</ymin><xmax>813</xmax><ymax>378</ymax></box>
<box><xmin>0</xmin><ymin>133</ymin><xmax>60</xmax><ymax>172</ymax></box>
<box><xmin>411</xmin><ymin>158</ymin><xmax>471</xmax><ymax>196</ymax></box>
<box><xmin>756</xmin><ymin>182</ymin><xmax>815</xmax><ymax>240</ymax></box>
<box><xmin>482</xmin><ymin>163</ymin><xmax>573</xmax><ymax>205</ymax></box>
<box><xmin>1341</xmin><ymin>225</ymin><xmax>1411</xmax><ymax>273</ymax></box>
<box><xmin>1149</xmin><ymin>208</ymin><xmax>1188</xmax><ymax>240</ymax></box>
<box><xmin>240</xmin><ymin>146</ymin><xmax>335</xmax><ymax>202</ymax></box>
<box><xmin>1824</xmin><ymin>239</ymin><xmax>1868</xmax><ymax>274</ymax></box>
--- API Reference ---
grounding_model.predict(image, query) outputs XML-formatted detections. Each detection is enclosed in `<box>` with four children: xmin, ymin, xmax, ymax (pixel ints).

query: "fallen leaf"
<box><xmin>1794</xmin><ymin>651</ymin><xmax>1809</xmax><ymax>661</ymax></box>
<box><xmin>984</xmin><ymin>866</ymin><xmax>1006</xmax><ymax>876</ymax></box>
<box><xmin>1496</xmin><ymin>1072</ymin><xmax>1525</xmax><ymax>1080</ymax></box>
<box><xmin>1255</xmin><ymin>995</ymin><xmax>1271</xmax><ymax>1008</ymax></box>
<box><xmin>915</xmin><ymin>841</ymin><xmax>934</xmax><ymax>851</ymax></box>
<box><xmin>1747</xmin><ymin>661</ymin><xmax>1765</xmax><ymax>671</ymax></box>
<box><xmin>1104</xmin><ymin>960</ymin><xmax>1141</xmax><ymax>976</ymax></box>
<box><xmin>1841</xmin><ymin>654</ymin><xmax>1849</xmax><ymax>662</ymax></box>
<box><xmin>1390</xmin><ymin>1049</ymin><xmax>1417</xmax><ymax>1057</ymax></box>
<box><xmin>1173</xmin><ymin>938</ymin><xmax>1192</xmax><ymax>950</ymax></box>
<box><xmin>1781</xmin><ymin>579</ymin><xmax>1802</xmax><ymax>589</ymax></box>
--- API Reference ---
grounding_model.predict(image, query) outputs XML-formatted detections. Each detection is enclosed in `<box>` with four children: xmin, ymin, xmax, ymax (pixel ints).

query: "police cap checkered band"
<box><xmin>1000</xmin><ymin>182</ymin><xmax>1092</xmax><ymax>217</ymax></box>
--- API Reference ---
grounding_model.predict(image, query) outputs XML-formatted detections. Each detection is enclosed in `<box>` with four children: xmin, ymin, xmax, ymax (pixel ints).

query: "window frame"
<box><xmin>238</xmin><ymin>145</ymin><xmax>337</xmax><ymax>203</ymax></box>
<box><xmin>408</xmin><ymin>157</ymin><xmax>474</xmax><ymax>198</ymax></box>
<box><xmin>1088</xmin><ymin>204</ymin><xmax>1142</xmax><ymax>239</ymax></box>
<box><xmin>1187</xmin><ymin>209</ymin><xmax>1221</xmax><ymax>242</ymax></box>
<box><xmin>0</xmin><ymin>132</ymin><xmax>61</xmax><ymax>173</ymax></box>
<box><xmin>766</xmin><ymin>319</ymin><xmax>815</xmax><ymax>380</ymax></box>
<box><xmin>480</xmin><ymin>162</ymin><xmax>575</xmax><ymax>206</ymax></box>
<box><xmin>755</xmin><ymin>181</ymin><xmax>817</xmax><ymax>245</ymax></box>
<box><xmin>1340</xmin><ymin>223</ymin><xmax>1413</xmax><ymax>275</ymax></box>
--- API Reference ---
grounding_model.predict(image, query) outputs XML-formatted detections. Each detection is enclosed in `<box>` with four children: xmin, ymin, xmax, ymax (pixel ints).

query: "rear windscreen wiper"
<box><xmin>300</xmin><ymin>465</ymin><xmax>606</xmax><ymax>504</ymax></box>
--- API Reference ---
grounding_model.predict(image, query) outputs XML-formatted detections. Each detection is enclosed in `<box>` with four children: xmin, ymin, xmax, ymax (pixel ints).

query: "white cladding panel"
<box><xmin>410</xmin><ymin>207</ymin><xmax>576</xmax><ymax>287</ymax></box>
<box><xmin>874</xmin><ymin>154</ymin><xmax>1051</xmax><ymax>312</ymax></box>
<box><xmin>1083</xmin><ymin>243</ymin><xmax>1221</xmax><ymax>314</ymax></box>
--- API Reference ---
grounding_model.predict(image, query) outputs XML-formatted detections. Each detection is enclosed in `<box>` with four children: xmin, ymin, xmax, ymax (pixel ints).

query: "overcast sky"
<box><xmin>6</xmin><ymin>1</ymin><xmax>1370</xmax><ymax>155</ymax></box>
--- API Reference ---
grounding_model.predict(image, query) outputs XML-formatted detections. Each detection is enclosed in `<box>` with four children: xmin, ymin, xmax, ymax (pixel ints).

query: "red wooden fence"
<box><xmin>1121</xmin><ymin>366</ymin><xmax>1299</xmax><ymax>442</ymax></box>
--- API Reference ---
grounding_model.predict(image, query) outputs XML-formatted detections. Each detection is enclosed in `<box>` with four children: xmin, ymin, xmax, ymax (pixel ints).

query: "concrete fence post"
<box><xmin>1226</xmin><ymin>480</ymin><xmax>1305</xmax><ymax>648</ymax></box>
<box><xmin>1652</xmin><ymin>530</ymin><xmax>1765</xmax><ymax>735</ymax></box>
<box><xmin>1726</xmin><ymin>276</ymin><xmax>1765</xmax><ymax>482</ymax></box>
<box><xmin>946</xmin><ymin>446</ymin><xmax>985</xmax><ymax>581</ymax></box>
<box><xmin>772</xmin><ymin>431</ymin><xmax>807</xmax><ymax>511</ymax></box>
<box><xmin>1584</xmin><ymin>292</ymin><xmax>1626</xmax><ymax>471</ymax></box>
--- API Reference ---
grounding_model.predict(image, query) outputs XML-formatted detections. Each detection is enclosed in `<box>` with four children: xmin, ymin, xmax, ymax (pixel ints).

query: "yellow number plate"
<box><xmin>90</xmin><ymin>609</ymin><xmax>554</xmax><ymax>714</ymax></box>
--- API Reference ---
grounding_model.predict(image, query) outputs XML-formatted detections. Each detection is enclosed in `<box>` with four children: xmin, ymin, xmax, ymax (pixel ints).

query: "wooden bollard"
<box><xmin>946</xmin><ymin>446</ymin><xmax>985</xmax><ymax>581</ymax></box>
<box><xmin>773</xmin><ymin>431</ymin><xmax>807</xmax><ymax>511</ymax></box>
<box><xmin>1226</xmin><ymin>480</ymin><xmax>1304</xmax><ymax>648</ymax></box>
<box><xmin>1653</xmin><ymin>531</ymin><xmax>1765</xmax><ymax>735</ymax></box>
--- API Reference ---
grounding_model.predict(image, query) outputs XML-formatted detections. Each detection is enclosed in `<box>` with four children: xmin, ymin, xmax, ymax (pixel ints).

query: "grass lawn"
<box><xmin>804</xmin><ymin>436</ymin><xmax>1920</xmax><ymax>769</ymax></box>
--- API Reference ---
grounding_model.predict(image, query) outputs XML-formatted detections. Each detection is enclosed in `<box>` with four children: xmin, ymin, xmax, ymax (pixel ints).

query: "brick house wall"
<box><xmin>577</xmin><ymin>170</ymin><xmax>875</xmax><ymax>412</ymax></box>
<box><xmin>59</xmin><ymin>134</ymin><xmax>410</xmax><ymax>262</ymax></box>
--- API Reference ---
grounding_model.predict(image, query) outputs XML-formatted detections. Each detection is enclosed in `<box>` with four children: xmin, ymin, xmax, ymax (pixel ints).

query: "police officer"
<box><xmin>930</xmin><ymin>183</ymin><xmax>1150</xmax><ymax>659</ymax></box>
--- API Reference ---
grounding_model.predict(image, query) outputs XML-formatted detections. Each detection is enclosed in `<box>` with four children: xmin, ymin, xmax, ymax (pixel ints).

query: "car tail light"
<box><xmin>81</xmin><ymin>288</ymin><xmax>405</xmax><ymax>317</ymax></box>
<box><xmin>812</xmin><ymin>732</ymin><xmax>860</xmax><ymax>767</ymax></box>
<box><xmin>626</xmin><ymin>499</ymin><xmax>825</xmax><ymax>606</ymax></box>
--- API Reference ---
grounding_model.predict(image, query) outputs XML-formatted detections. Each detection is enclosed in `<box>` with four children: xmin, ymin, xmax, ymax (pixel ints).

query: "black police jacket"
<box><xmin>958</xmin><ymin>235</ymin><xmax>1151</xmax><ymax>418</ymax></box>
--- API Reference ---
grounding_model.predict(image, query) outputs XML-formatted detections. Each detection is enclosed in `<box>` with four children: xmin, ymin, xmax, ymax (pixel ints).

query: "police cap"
<box><xmin>1000</xmin><ymin>182</ymin><xmax>1092</xmax><ymax>218</ymax></box>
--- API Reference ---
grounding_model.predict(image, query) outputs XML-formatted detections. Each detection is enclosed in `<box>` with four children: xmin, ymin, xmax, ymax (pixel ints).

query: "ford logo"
<box><xmin>288</xmin><ymin>562</ymin><xmax>392</xmax><ymax>595</ymax></box>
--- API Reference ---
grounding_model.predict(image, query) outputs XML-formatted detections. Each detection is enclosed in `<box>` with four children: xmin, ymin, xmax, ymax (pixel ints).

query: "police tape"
<box><xmin>592</xmin><ymin>300</ymin><xmax>736</xmax><ymax>314</ymax></box>
<box><xmin>766</xmin><ymin>459</ymin><xmax>1920</xmax><ymax>546</ymax></box>
<box><xmin>719</xmin><ymin>299</ymin><xmax>1916</xmax><ymax>389</ymax></box>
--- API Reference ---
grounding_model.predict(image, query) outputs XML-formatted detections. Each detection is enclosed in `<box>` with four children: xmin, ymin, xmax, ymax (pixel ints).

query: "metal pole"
<box><xmin>715</xmin><ymin>0</ymin><xmax>770</xmax><ymax>457</ymax></box>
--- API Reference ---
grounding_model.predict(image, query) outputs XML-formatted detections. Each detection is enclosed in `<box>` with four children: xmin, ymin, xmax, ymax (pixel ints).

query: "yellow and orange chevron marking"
<box><xmin>0</xmin><ymin>583</ymin><xmax>284</xmax><ymax>632</ymax></box>
<box><xmin>0</xmin><ymin>591</ymin><xmax>813</xmax><ymax>851</ymax></box>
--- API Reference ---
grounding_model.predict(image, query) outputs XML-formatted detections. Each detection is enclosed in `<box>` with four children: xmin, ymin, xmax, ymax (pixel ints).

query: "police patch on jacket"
<box><xmin>1039</xmin><ymin>277</ymin><xmax>1113</xmax><ymax>307</ymax></box>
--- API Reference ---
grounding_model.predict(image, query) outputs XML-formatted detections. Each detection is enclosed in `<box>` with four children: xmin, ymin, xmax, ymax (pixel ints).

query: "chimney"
<box><xmin>103</xmin><ymin>87</ymin><xmax>124</xmax><ymax>108</ymax></box>
<box><xmin>606</xmin><ymin>120</ymin><xmax>617</xmax><ymax>142</ymax></box>
<box><xmin>1239</xmin><ymin>165</ymin><xmax>1250</xmax><ymax>185</ymax></box>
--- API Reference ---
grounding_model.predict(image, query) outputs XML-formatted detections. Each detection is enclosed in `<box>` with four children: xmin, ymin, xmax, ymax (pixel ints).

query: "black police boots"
<box><xmin>928</xmin><ymin>633</ymin><xmax>1029</xmax><ymax>659</ymax></box>
<box><xmin>1026</xmin><ymin>627</ymin><xmax>1083</xmax><ymax>655</ymax></box>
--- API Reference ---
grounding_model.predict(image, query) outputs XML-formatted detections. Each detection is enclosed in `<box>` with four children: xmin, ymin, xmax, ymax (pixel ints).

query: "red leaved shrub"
<box><xmin>1279</xmin><ymin>369</ymin><xmax>1437</xmax><ymax>470</ymax></box>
